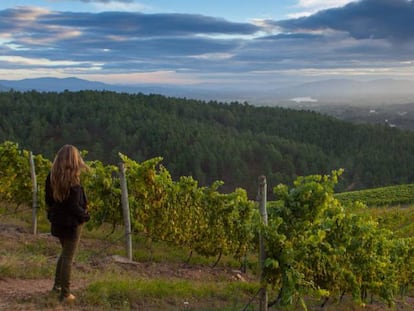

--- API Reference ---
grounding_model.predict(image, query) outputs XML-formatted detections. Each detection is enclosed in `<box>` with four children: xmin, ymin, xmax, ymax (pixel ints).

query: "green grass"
<box><xmin>81</xmin><ymin>276</ymin><xmax>259</xmax><ymax>311</ymax></box>
<box><xmin>335</xmin><ymin>183</ymin><xmax>414</xmax><ymax>207</ymax></box>
<box><xmin>0</xmin><ymin>252</ymin><xmax>53</xmax><ymax>278</ymax></box>
<box><xmin>336</xmin><ymin>185</ymin><xmax>414</xmax><ymax>238</ymax></box>
<box><xmin>0</xmin><ymin>213</ymin><xmax>58</xmax><ymax>278</ymax></box>
<box><xmin>367</xmin><ymin>206</ymin><xmax>414</xmax><ymax>238</ymax></box>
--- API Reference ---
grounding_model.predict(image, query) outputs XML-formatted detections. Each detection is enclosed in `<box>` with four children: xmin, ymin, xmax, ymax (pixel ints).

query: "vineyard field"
<box><xmin>335</xmin><ymin>183</ymin><xmax>414</xmax><ymax>207</ymax></box>
<box><xmin>2</xmin><ymin>140</ymin><xmax>414</xmax><ymax>310</ymax></box>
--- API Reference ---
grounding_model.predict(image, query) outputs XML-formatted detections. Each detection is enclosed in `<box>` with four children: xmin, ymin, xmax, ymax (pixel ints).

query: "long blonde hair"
<box><xmin>50</xmin><ymin>144</ymin><xmax>88</xmax><ymax>202</ymax></box>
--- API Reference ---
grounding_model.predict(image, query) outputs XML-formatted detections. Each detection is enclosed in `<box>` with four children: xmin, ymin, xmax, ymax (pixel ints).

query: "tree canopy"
<box><xmin>1</xmin><ymin>90</ymin><xmax>414</xmax><ymax>197</ymax></box>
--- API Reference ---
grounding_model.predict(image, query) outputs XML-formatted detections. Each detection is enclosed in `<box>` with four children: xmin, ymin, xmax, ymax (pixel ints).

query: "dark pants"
<box><xmin>53</xmin><ymin>225</ymin><xmax>82</xmax><ymax>299</ymax></box>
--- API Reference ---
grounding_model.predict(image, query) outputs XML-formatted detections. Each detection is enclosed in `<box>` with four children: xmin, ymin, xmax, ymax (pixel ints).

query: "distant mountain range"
<box><xmin>2</xmin><ymin>76</ymin><xmax>414</xmax><ymax>106</ymax></box>
<box><xmin>0</xmin><ymin>77</ymin><xmax>136</xmax><ymax>93</ymax></box>
<box><xmin>0</xmin><ymin>77</ymin><xmax>239</xmax><ymax>102</ymax></box>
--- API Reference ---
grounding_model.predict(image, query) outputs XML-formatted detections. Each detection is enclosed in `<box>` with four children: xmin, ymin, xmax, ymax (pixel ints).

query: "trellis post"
<box><xmin>29</xmin><ymin>152</ymin><xmax>38</xmax><ymax>235</ymax></box>
<box><xmin>258</xmin><ymin>175</ymin><xmax>268</xmax><ymax>311</ymax></box>
<box><xmin>119</xmin><ymin>162</ymin><xmax>133</xmax><ymax>261</ymax></box>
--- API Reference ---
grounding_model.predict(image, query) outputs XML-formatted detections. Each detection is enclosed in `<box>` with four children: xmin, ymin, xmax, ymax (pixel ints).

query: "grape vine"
<box><xmin>1</xmin><ymin>140</ymin><xmax>414</xmax><ymax>309</ymax></box>
<box><xmin>0</xmin><ymin>141</ymin><xmax>255</xmax><ymax>262</ymax></box>
<box><xmin>263</xmin><ymin>170</ymin><xmax>414</xmax><ymax>309</ymax></box>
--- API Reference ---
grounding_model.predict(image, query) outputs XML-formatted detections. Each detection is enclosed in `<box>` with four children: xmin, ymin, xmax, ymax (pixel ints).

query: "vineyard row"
<box><xmin>1</xmin><ymin>141</ymin><xmax>414</xmax><ymax>309</ymax></box>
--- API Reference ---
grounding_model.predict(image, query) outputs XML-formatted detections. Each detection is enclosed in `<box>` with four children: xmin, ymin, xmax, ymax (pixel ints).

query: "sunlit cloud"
<box><xmin>297</xmin><ymin>0</ymin><xmax>353</xmax><ymax>9</ymax></box>
<box><xmin>0</xmin><ymin>55</ymin><xmax>84</xmax><ymax>66</ymax></box>
<box><xmin>12</xmin><ymin>5</ymin><xmax>50</xmax><ymax>20</ymax></box>
<box><xmin>0</xmin><ymin>68</ymin><xmax>68</xmax><ymax>80</ymax></box>
<box><xmin>290</xmin><ymin>0</ymin><xmax>354</xmax><ymax>18</ymax></box>
<box><xmin>189</xmin><ymin>52</ymin><xmax>234</xmax><ymax>60</ymax></box>
<box><xmin>90</xmin><ymin>1</ymin><xmax>150</xmax><ymax>12</ymax></box>
<box><xmin>250</xmin><ymin>18</ymin><xmax>280</xmax><ymax>34</ymax></box>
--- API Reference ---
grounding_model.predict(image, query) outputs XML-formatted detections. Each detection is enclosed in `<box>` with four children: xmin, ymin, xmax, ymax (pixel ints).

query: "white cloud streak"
<box><xmin>90</xmin><ymin>1</ymin><xmax>150</xmax><ymax>12</ymax></box>
<box><xmin>291</xmin><ymin>0</ymin><xmax>355</xmax><ymax>17</ymax></box>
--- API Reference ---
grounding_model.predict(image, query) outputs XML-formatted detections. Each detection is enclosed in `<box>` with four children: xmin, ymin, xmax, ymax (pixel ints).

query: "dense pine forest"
<box><xmin>1</xmin><ymin>89</ymin><xmax>414</xmax><ymax>196</ymax></box>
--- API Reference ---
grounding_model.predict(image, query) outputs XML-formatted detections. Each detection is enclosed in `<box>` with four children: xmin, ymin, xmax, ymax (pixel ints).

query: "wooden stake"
<box><xmin>29</xmin><ymin>152</ymin><xmax>38</xmax><ymax>235</ymax></box>
<box><xmin>119</xmin><ymin>162</ymin><xmax>133</xmax><ymax>261</ymax></box>
<box><xmin>258</xmin><ymin>175</ymin><xmax>268</xmax><ymax>311</ymax></box>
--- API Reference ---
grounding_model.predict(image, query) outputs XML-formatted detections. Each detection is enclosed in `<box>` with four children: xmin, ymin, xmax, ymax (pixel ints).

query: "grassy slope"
<box><xmin>336</xmin><ymin>183</ymin><xmax>414</xmax><ymax>237</ymax></box>
<box><xmin>1</xmin><ymin>201</ymin><xmax>413</xmax><ymax>311</ymax></box>
<box><xmin>335</xmin><ymin>183</ymin><xmax>414</xmax><ymax>207</ymax></box>
<box><xmin>0</xmin><ymin>204</ymin><xmax>261</xmax><ymax>311</ymax></box>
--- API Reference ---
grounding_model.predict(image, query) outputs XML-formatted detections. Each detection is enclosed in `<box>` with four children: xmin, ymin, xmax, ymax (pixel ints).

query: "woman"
<box><xmin>45</xmin><ymin>144</ymin><xmax>90</xmax><ymax>302</ymax></box>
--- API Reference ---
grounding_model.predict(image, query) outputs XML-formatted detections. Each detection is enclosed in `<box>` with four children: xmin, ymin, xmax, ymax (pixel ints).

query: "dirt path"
<box><xmin>0</xmin><ymin>277</ymin><xmax>51</xmax><ymax>299</ymax></box>
<box><xmin>0</xmin><ymin>222</ymin><xmax>88</xmax><ymax>310</ymax></box>
<box><xmin>0</xmin><ymin>278</ymin><xmax>51</xmax><ymax>308</ymax></box>
<box><xmin>0</xmin><ymin>277</ymin><xmax>90</xmax><ymax>310</ymax></box>
<box><xmin>0</xmin><ymin>278</ymin><xmax>51</xmax><ymax>310</ymax></box>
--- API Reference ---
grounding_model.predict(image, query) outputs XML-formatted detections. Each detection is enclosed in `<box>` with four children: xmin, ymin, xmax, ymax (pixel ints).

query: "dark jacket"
<box><xmin>45</xmin><ymin>173</ymin><xmax>90</xmax><ymax>238</ymax></box>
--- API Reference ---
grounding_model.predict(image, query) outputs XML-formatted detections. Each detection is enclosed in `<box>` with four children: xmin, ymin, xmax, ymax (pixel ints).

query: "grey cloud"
<box><xmin>0</xmin><ymin>7</ymin><xmax>260</xmax><ymax>43</ymax></box>
<box><xmin>0</xmin><ymin>7</ymin><xmax>30</xmax><ymax>32</ymax></box>
<box><xmin>40</xmin><ymin>11</ymin><xmax>260</xmax><ymax>36</ymax></box>
<box><xmin>47</xmin><ymin>37</ymin><xmax>239</xmax><ymax>61</ymax></box>
<box><xmin>259</xmin><ymin>33</ymin><xmax>324</xmax><ymax>41</ymax></box>
<box><xmin>231</xmin><ymin>29</ymin><xmax>413</xmax><ymax>74</ymax></box>
<box><xmin>275</xmin><ymin>0</ymin><xmax>414</xmax><ymax>42</ymax></box>
<box><xmin>0</xmin><ymin>7</ymin><xmax>251</xmax><ymax>73</ymax></box>
<box><xmin>1</xmin><ymin>4</ymin><xmax>413</xmax><ymax>80</ymax></box>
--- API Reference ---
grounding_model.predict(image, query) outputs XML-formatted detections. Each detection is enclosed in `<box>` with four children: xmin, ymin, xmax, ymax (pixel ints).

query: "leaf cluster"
<box><xmin>263</xmin><ymin>170</ymin><xmax>414</xmax><ymax>308</ymax></box>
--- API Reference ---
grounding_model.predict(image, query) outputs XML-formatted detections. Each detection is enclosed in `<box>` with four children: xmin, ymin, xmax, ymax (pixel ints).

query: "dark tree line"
<box><xmin>1</xmin><ymin>89</ymin><xmax>414</xmax><ymax>197</ymax></box>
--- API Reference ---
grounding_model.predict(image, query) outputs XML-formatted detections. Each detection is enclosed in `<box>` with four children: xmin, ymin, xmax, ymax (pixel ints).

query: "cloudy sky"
<box><xmin>1</xmin><ymin>0</ymin><xmax>414</xmax><ymax>89</ymax></box>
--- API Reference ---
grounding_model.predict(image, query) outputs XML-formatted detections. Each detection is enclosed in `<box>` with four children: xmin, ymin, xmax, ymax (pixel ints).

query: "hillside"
<box><xmin>2</xmin><ymin>144</ymin><xmax>414</xmax><ymax>310</ymax></box>
<box><xmin>2</xmin><ymin>202</ymin><xmax>414</xmax><ymax>311</ymax></box>
<box><xmin>2</xmin><ymin>90</ymin><xmax>414</xmax><ymax>196</ymax></box>
<box><xmin>0</xmin><ymin>212</ymin><xmax>257</xmax><ymax>311</ymax></box>
<box><xmin>335</xmin><ymin>183</ymin><xmax>414</xmax><ymax>207</ymax></box>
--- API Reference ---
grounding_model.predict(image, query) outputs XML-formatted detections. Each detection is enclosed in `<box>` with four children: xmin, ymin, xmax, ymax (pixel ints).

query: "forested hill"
<box><xmin>1</xmin><ymin>90</ymin><xmax>414</xmax><ymax>196</ymax></box>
